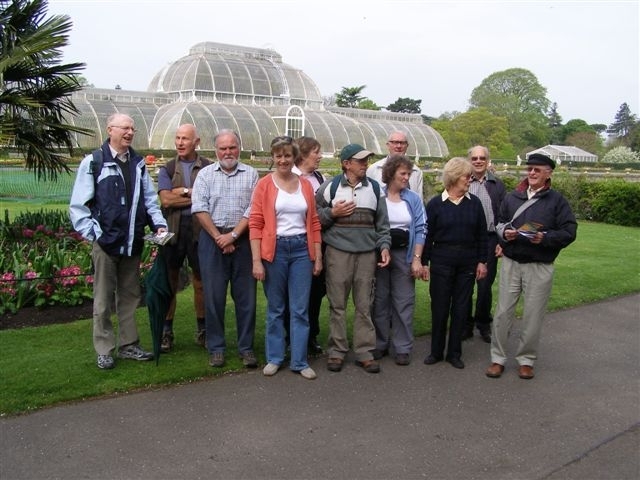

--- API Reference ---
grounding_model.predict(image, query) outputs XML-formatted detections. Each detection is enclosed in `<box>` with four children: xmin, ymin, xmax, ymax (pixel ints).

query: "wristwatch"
<box><xmin>182</xmin><ymin>187</ymin><xmax>189</xmax><ymax>196</ymax></box>
<box><xmin>231</xmin><ymin>231</ymin><xmax>238</xmax><ymax>240</ymax></box>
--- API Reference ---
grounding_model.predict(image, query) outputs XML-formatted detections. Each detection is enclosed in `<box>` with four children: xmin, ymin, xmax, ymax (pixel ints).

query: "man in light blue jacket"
<box><xmin>70</xmin><ymin>113</ymin><xmax>167</xmax><ymax>370</ymax></box>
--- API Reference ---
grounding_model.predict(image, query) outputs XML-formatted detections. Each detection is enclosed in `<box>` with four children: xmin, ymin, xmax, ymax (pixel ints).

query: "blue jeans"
<box><xmin>262</xmin><ymin>234</ymin><xmax>313</xmax><ymax>371</ymax></box>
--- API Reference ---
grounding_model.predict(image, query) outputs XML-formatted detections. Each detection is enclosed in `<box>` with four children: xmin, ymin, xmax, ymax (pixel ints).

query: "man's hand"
<box><xmin>331</xmin><ymin>200</ymin><xmax>356</xmax><ymax>218</ymax></box>
<box><xmin>377</xmin><ymin>248</ymin><xmax>390</xmax><ymax>268</ymax></box>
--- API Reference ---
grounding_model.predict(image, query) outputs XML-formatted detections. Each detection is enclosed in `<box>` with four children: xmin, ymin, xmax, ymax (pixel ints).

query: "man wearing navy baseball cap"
<box><xmin>486</xmin><ymin>152</ymin><xmax>576</xmax><ymax>380</ymax></box>
<box><xmin>315</xmin><ymin>143</ymin><xmax>391</xmax><ymax>374</ymax></box>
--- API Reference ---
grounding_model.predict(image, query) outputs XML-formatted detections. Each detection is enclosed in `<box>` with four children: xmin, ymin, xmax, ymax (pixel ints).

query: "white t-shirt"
<box><xmin>273</xmin><ymin>176</ymin><xmax>307</xmax><ymax>236</ymax></box>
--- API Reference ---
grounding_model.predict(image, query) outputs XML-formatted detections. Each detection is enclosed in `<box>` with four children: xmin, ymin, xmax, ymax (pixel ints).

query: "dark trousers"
<box><xmin>429</xmin><ymin>261</ymin><xmax>476</xmax><ymax>360</ymax></box>
<box><xmin>199</xmin><ymin>232</ymin><xmax>256</xmax><ymax>354</ymax></box>
<box><xmin>468</xmin><ymin>233</ymin><xmax>499</xmax><ymax>331</ymax></box>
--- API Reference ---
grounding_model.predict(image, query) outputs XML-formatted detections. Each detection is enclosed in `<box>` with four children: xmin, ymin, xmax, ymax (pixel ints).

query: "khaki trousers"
<box><xmin>91</xmin><ymin>243</ymin><xmax>142</xmax><ymax>355</ymax></box>
<box><xmin>325</xmin><ymin>246</ymin><xmax>377</xmax><ymax>362</ymax></box>
<box><xmin>490</xmin><ymin>257</ymin><xmax>554</xmax><ymax>367</ymax></box>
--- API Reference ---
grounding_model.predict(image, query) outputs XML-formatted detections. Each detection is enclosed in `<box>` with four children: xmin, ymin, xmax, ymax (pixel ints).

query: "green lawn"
<box><xmin>0</xmin><ymin>221</ymin><xmax>638</xmax><ymax>416</ymax></box>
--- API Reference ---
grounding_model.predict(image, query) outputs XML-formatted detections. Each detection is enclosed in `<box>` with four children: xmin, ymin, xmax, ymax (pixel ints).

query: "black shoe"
<box><xmin>395</xmin><ymin>353</ymin><xmax>410</xmax><ymax>366</ymax></box>
<box><xmin>461</xmin><ymin>327</ymin><xmax>474</xmax><ymax>340</ymax></box>
<box><xmin>371</xmin><ymin>348</ymin><xmax>388</xmax><ymax>360</ymax></box>
<box><xmin>479</xmin><ymin>330</ymin><xmax>491</xmax><ymax>343</ymax></box>
<box><xmin>447</xmin><ymin>357</ymin><xmax>465</xmax><ymax>369</ymax></box>
<box><xmin>307</xmin><ymin>338</ymin><xmax>323</xmax><ymax>355</ymax></box>
<box><xmin>423</xmin><ymin>354</ymin><xmax>443</xmax><ymax>365</ymax></box>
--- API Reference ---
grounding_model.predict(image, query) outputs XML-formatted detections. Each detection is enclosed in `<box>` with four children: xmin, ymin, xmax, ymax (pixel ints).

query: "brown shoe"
<box><xmin>355</xmin><ymin>359</ymin><xmax>380</xmax><ymax>373</ymax></box>
<box><xmin>485</xmin><ymin>363</ymin><xmax>504</xmax><ymax>378</ymax></box>
<box><xmin>327</xmin><ymin>357</ymin><xmax>344</xmax><ymax>372</ymax></box>
<box><xmin>518</xmin><ymin>365</ymin><xmax>534</xmax><ymax>379</ymax></box>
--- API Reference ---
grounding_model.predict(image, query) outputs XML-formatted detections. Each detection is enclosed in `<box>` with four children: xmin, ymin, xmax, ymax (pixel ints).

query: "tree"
<box><xmin>469</xmin><ymin>68</ymin><xmax>550</xmax><ymax>150</ymax></box>
<box><xmin>431</xmin><ymin>108</ymin><xmax>515</xmax><ymax>159</ymax></box>
<box><xmin>547</xmin><ymin>102</ymin><xmax>563</xmax><ymax>144</ymax></box>
<box><xmin>564</xmin><ymin>131</ymin><xmax>603</xmax><ymax>157</ymax></box>
<box><xmin>387</xmin><ymin>97</ymin><xmax>421</xmax><ymax>114</ymax></box>
<box><xmin>0</xmin><ymin>0</ymin><xmax>91</xmax><ymax>180</ymax></box>
<box><xmin>335</xmin><ymin>85</ymin><xmax>366</xmax><ymax>108</ymax></box>
<box><xmin>561</xmin><ymin>119</ymin><xmax>595</xmax><ymax>144</ymax></box>
<box><xmin>356</xmin><ymin>99</ymin><xmax>380</xmax><ymax>111</ymax></box>
<box><xmin>607</xmin><ymin>102</ymin><xmax>637</xmax><ymax>140</ymax></box>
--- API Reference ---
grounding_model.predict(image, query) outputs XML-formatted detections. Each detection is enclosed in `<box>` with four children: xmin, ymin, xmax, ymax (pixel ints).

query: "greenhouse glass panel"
<box><xmin>195</xmin><ymin>60</ymin><xmax>214</xmax><ymax>91</ymax></box>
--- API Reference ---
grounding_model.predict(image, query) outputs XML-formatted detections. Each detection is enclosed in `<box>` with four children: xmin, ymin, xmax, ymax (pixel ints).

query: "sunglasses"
<box><xmin>471</xmin><ymin>156</ymin><xmax>487</xmax><ymax>161</ymax></box>
<box><xmin>526</xmin><ymin>166</ymin><xmax>551</xmax><ymax>173</ymax></box>
<box><xmin>271</xmin><ymin>135</ymin><xmax>293</xmax><ymax>146</ymax></box>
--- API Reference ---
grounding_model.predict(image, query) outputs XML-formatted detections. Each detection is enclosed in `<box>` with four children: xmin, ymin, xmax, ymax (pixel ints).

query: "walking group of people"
<box><xmin>70</xmin><ymin>113</ymin><xmax>576</xmax><ymax>381</ymax></box>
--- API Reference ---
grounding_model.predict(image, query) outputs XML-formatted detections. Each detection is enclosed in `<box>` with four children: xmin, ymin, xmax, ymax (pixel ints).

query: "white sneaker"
<box><xmin>263</xmin><ymin>363</ymin><xmax>280</xmax><ymax>376</ymax></box>
<box><xmin>299</xmin><ymin>367</ymin><xmax>317</xmax><ymax>380</ymax></box>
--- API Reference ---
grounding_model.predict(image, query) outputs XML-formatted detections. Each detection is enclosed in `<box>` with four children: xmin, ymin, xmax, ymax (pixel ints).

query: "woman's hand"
<box><xmin>252</xmin><ymin>260</ymin><xmax>265</xmax><ymax>281</ymax></box>
<box><xmin>313</xmin><ymin>257</ymin><xmax>323</xmax><ymax>276</ymax></box>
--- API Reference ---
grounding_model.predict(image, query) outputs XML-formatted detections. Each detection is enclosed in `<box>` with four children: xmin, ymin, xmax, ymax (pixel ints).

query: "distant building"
<box><xmin>67</xmin><ymin>42</ymin><xmax>449</xmax><ymax>158</ymax></box>
<box><xmin>527</xmin><ymin>145</ymin><xmax>598</xmax><ymax>165</ymax></box>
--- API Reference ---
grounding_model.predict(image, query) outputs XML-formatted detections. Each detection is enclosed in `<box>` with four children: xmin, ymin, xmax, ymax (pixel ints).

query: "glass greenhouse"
<box><xmin>68</xmin><ymin>42</ymin><xmax>448</xmax><ymax>159</ymax></box>
<box><xmin>527</xmin><ymin>145</ymin><xmax>598</xmax><ymax>164</ymax></box>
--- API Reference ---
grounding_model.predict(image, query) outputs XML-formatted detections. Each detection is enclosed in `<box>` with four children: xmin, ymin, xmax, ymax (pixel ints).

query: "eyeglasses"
<box><xmin>471</xmin><ymin>156</ymin><xmax>487</xmax><ymax>161</ymax></box>
<box><xmin>388</xmin><ymin>140</ymin><xmax>408</xmax><ymax>146</ymax></box>
<box><xmin>271</xmin><ymin>135</ymin><xmax>293</xmax><ymax>146</ymax></box>
<box><xmin>526</xmin><ymin>166</ymin><xmax>551</xmax><ymax>173</ymax></box>
<box><xmin>110</xmin><ymin>125</ymin><xmax>137</xmax><ymax>133</ymax></box>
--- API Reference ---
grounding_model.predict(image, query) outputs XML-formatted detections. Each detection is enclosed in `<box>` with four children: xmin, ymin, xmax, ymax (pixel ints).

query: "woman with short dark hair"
<box><xmin>372</xmin><ymin>154</ymin><xmax>426</xmax><ymax>365</ymax></box>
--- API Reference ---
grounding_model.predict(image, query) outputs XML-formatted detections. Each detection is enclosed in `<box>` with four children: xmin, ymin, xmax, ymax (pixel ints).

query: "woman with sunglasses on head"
<box><xmin>249</xmin><ymin>136</ymin><xmax>323</xmax><ymax>380</ymax></box>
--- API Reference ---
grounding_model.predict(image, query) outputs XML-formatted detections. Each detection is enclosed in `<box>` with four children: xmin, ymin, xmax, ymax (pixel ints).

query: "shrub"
<box><xmin>602</xmin><ymin>146</ymin><xmax>640</xmax><ymax>164</ymax></box>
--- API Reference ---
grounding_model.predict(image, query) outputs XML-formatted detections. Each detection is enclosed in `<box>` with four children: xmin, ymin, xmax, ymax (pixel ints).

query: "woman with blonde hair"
<box><xmin>422</xmin><ymin>157</ymin><xmax>488</xmax><ymax>369</ymax></box>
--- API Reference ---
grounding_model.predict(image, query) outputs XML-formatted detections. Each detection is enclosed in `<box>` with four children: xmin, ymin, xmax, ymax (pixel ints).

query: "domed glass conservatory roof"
<box><xmin>68</xmin><ymin>42</ymin><xmax>448</xmax><ymax>159</ymax></box>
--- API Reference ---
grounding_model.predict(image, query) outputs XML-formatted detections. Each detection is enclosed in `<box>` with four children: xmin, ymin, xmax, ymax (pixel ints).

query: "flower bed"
<box><xmin>0</xmin><ymin>209</ymin><xmax>156</xmax><ymax>315</ymax></box>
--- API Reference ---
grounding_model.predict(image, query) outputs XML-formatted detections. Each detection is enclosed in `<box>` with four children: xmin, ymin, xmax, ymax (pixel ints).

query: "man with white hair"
<box><xmin>367</xmin><ymin>131</ymin><xmax>424</xmax><ymax>198</ymax></box>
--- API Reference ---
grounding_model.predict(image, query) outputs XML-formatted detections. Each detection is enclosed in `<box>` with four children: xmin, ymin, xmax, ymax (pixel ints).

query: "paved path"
<box><xmin>1</xmin><ymin>294</ymin><xmax>639</xmax><ymax>480</ymax></box>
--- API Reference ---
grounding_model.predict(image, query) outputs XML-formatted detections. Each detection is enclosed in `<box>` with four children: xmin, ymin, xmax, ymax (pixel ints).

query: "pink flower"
<box><xmin>24</xmin><ymin>271</ymin><xmax>38</xmax><ymax>280</ymax></box>
<box><xmin>22</xmin><ymin>228</ymin><xmax>34</xmax><ymax>238</ymax></box>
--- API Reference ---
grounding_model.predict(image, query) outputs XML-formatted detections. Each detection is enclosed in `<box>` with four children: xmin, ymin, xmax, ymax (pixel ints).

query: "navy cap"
<box><xmin>527</xmin><ymin>153</ymin><xmax>555</xmax><ymax>170</ymax></box>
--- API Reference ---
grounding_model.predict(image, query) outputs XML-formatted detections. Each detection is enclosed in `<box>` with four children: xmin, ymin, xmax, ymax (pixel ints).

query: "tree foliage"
<box><xmin>387</xmin><ymin>97</ymin><xmax>421</xmax><ymax>114</ymax></box>
<box><xmin>602</xmin><ymin>146</ymin><xmax>640</xmax><ymax>164</ymax></box>
<box><xmin>547</xmin><ymin>102</ymin><xmax>563</xmax><ymax>144</ymax></box>
<box><xmin>357</xmin><ymin>98</ymin><xmax>380</xmax><ymax>111</ymax></box>
<box><xmin>335</xmin><ymin>85</ymin><xmax>367</xmax><ymax>108</ymax></box>
<box><xmin>564</xmin><ymin>131</ymin><xmax>603</xmax><ymax>156</ymax></box>
<box><xmin>431</xmin><ymin>108</ymin><xmax>515</xmax><ymax>159</ymax></box>
<box><xmin>0</xmin><ymin>0</ymin><xmax>92</xmax><ymax>180</ymax></box>
<box><xmin>607</xmin><ymin>102</ymin><xmax>636</xmax><ymax>138</ymax></box>
<box><xmin>469</xmin><ymin>68</ymin><xmax>550</xmax><ymax>150</ymax></box>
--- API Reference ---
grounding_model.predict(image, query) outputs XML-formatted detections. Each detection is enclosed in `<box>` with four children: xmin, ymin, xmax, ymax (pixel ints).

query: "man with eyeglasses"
<box><xmin>192</xmin><ymin>129</ymin><xmax>259</xmax><ymax>369</ymax></box>
<box><xmin>316</xmin><ymin>144</ymin><xmax>391</xmax><ymax>374</ymax></box>
<box><xmin>367</xmin><ymin>131</ymin><xmax>424</xmax><ymax>198</ymax></box>
<box><xmin>486</xmin><ymin>153</ymin><xmax>576</xmax><ymax>380</ymax></box>
<box><xmin>70</xmin><ymin>113</ymin><xmax>167</xmax><ymax>369</ymax></box>
<box><xmin>463</xmin><ymin>146</ymin><xmax>506</xmax><ymax>343</ymax></box>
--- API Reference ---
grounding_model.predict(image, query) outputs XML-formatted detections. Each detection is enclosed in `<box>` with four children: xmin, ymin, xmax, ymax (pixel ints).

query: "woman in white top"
<box><xmin>372</xmin><ymin>155</ymin><xmax>426</xmax><ymax>365</ymax></box>
<box><xmin>249</xmin><ymin>136</ymin><xmax>323</xmax><ymax>379</ymax></box>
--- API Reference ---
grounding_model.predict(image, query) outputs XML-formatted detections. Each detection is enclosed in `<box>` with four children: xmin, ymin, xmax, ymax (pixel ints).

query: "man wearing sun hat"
<box><xmin>316</xmin><ymin>144</ymin><xmax>391</xmax><ymax>374</ymax></box>
<box><xmin>485</xmin><ymin>153</ymin><xmax>577</xmax><ymax>380</ymax></box>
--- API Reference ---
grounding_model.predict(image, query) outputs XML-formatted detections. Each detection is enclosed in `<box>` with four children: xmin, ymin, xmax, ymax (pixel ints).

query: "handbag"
<box><xmin>390</xmin><ymin>228</ymin><xmax>409</xmax><ymax>248</ymax></box>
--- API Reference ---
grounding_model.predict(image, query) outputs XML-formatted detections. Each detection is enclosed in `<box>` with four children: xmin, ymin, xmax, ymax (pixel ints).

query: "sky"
<box><xmin>47</xmin><ymin>0</ymin><xmax>639</xmax><ymax>126</ymax></box>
